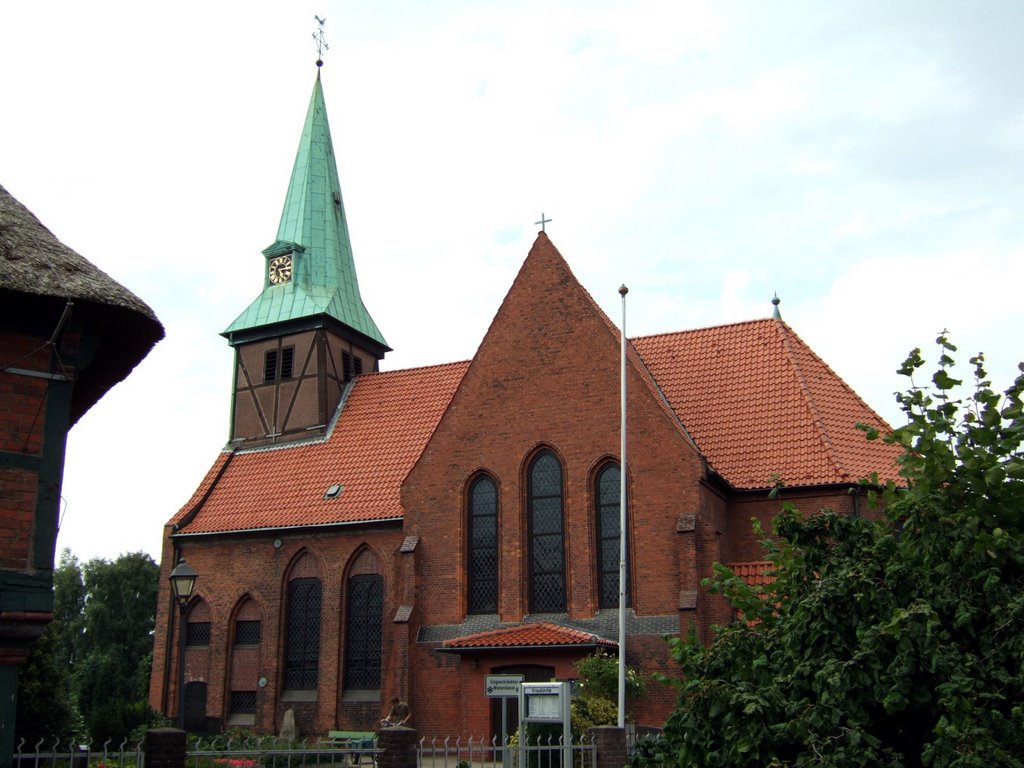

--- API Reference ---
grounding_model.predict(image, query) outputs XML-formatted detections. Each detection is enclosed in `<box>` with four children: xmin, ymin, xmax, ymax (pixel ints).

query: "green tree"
<box><xmin>51</xmin><ymin>549</ymin><xmax>86</xmax><ymax>671</ymax></box>
<box><xmin>635</xmin><ymin>337</ymin><xmax>1024</xmax><ymax>767</ymax></box>
<box><xmin>14</xmin><ymin>629</ymin><xmax>78</xmax><ymax>745</ymax></box>
<box><xmin>74</xmin><ymin>551</ymin><xmax>160</xmax><ymax>743</ymax></box>
<box><xmin>15</xmin><ymin>550</ymin><xmax>84</xmax><ymax>744</ymax></box>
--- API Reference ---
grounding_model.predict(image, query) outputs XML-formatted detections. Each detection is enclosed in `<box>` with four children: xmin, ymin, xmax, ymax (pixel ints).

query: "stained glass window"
<box><xmin>528</xmin><ymin>452</ymin><xmax>565</xmax><ymax>612</ymax></box>
<box><xmin>468</xmin><ymin>475</ymin><xmax>498</xmax><ymax>613</ymax></box>
<box><xmin>596</xmin><ymin>463</ymin><xmax>629</xmax><ymax>608</ymax></box>
<box><xmin>344</xmin><ymin>574</ymin><xmax>383</xmax><ymax>689</ymax></box>
<box><xmin>284</xmin><ymin>578</ymin><xmax>321</xmax><ymax>689</ymax></box>
<box><xmin>235</xmin><ymin>620</ymin><xmax>261</xmax><ymax>645</ymax></box>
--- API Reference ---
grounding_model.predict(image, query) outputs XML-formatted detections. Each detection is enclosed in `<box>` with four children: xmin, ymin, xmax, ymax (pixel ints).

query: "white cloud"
<box><xmin>3</xmin><ymin>0</ymin><xmax>1021</xmax><ymax>561</ymax></box>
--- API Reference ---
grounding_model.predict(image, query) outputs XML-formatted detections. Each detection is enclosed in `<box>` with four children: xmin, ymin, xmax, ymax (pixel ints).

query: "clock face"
<box><xmin>268</xmin><ymin>254</ymin><xmax>293</xmax><ymax>285</ymax></box>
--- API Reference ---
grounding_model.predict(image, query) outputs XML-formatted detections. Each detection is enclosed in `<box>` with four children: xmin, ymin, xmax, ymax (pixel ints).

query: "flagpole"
<box><xmin>618</xmin><ymin>284</ymin><xmax>628</xmax><ymax>729</ymax></box>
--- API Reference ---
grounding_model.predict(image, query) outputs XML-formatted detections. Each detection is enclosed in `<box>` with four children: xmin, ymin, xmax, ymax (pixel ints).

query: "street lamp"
<box><xmin>169</xmin><ymin>558</ymin><xmax>198</xmax><ymax>730</ymax></box>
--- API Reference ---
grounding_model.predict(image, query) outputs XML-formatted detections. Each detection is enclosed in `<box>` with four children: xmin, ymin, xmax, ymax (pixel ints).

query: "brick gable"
<box><xmin>402</xmin><ymin>232</ymin><xmax>705</xmax><ymax>637</ymax></box>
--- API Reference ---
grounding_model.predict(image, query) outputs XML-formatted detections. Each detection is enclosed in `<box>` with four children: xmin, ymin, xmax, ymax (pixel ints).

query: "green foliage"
<box><xmin>15</xmin><ymin>551</ymin><xmax>86</xmax><ymax>744</ymax></box>
<box><xmin>75</xmin><ymin>551</ymin><xmax>159</xmax><ymax>743</ymax></box>
<box><xmin>14</xmin><ymin>629</ymin><xmax>80</xmax><ymax>744</ymax></box>
<box><xmin>572</xmin><ymin>651</ymin><xmax>648</xmax><ymax>730</ymax></box>
<box><xmin>634</xmin><ymin>337</ymin><xmax>1024</xmax><ymax>767</ymax></box>
<box><xmin>15</xmin><ymin>550</ymin><xmax>160</xmax><ymax>746</ymax></box>
<box><xmin>573</xmin><ymin>651</ymin><xmax>647</xmax><ymax>703</ymax></box>
<box><xmin>571</xmin><ymin>696</ymin><xmax>618</xmax><ymax>732</ymax></box>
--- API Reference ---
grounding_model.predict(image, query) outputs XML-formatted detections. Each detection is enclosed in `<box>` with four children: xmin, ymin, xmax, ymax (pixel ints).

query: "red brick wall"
<box><xmin>401</xmin><ymin>238</ymin><xmax>704</xmax><ymax>734</ymax></box>
<box><xmin>405</xmin><ymin>238</ymin><xmax>704</xmax><ymax>616</ymax></box>
<box><xmin>0</xmin><ymin>331</ymin><xmax>50</xmax><ymax>569</ymax></box>
<box><xmin>0</xmin><ymin>467</ymin><xmax>38</xmax><ymax>569</ymax></box>
<box><xmin>724</xmin><ymin>487</ymin><xmax>862</xmax><ymax>564</ymax></box>
<box><xmin>150</xmin><ymin>525</ymin><xmax>405</xmax><ymax>736</ymax></box>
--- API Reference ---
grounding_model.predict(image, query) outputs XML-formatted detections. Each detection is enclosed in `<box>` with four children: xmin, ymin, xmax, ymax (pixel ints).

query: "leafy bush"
<box><xmin>571</xmin><ymin>696</ymin><xmax>618</xmax><ymax>732</ymax></box>
<box><xmin>633</xmin><ymin>338</ymin><xmax>1024</xmax><ymax>767</ymax></box>
<box><xmin>573</xmin><ymin>652</ymin><xmax>646</xmax><ymax>702</ymax></box>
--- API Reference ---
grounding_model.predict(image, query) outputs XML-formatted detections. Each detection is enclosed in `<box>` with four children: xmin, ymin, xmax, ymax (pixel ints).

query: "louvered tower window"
<box><xmin>264</xmin><ymin>347</ymin><xmax>295</xmax><ymax>381</ymax></box>
<box><xmin>284</xmin><ymin>578</ymin><xmax>321</xmax><ymax>689</ymax></box>
<box><xmin>264</xmin><ymin>350</ymin><xmax>278</xmax><ymax>382</ymax></box>
<box><xmin>467</xmin><ymin>475</ymin><xmax>498</xmax><ymax>614</ymax></box>
<box><xmin>342</xmin><ymin>351</ymin><xmax>364</xmax><ymax>383</ymax></box>
<box><xmin>344</xmin><ymin>574</ymin><xmax>383</xmax><ymax>689</ymax></box>
<box><xmin>280</xmin><ymin>346</ymin><xmax>294</xmax><ymax>378</ymax></box>
<box><xmin>596</xmin><ymin>463</ymin><xmax>629</xmax><ymax>608</ymax></box>
<box><xmin>528</xmin><ymin>451</ymin><xmax>565</xmax><ymax>612</ymax></box>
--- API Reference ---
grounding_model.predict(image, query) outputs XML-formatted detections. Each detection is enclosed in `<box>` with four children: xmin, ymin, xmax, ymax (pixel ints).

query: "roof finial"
<box><xmin>535</xmin><ymin>212</ymin><xmax>552</xmax><ymax>232</ymax></box>
<box><xmin>771</xmin><ymin>292</ymin><xmax>782</xmax><ymax>320</ymax></box>
<box><xmin>313</xmin><ymin>15</ymin><xmax>328</xmax><ymax>68</ymax></box>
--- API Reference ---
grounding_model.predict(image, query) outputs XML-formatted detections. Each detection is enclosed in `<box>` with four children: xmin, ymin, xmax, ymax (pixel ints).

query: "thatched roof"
<box><xmin>0</xmin><ymin>182</ymin><xmax>164</xmax><ymax>423</ymax></box>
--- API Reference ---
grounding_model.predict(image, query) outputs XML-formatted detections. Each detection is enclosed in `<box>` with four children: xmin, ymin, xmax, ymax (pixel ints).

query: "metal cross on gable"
<box><xmin>313</xmin><ymin>15</ymin><xmax>329</xmax><ymax>67</ymax></box>
<box><xmin>535</xmin><ymin>212</ymin><xmax>552</xmax><ymax>232</ymax></box>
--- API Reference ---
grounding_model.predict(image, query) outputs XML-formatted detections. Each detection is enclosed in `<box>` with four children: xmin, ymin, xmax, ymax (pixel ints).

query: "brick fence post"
<box><xmin>376</xmin><ymin>726</ymin><xmax>417</xmax><ymax>768</ymax></box>
<box><xmin>590</xmin><ymin>726</ymin><xmax>627</xmax><ymax>768</ymax></box>
<box><xmin>146</xmin><ymin>728</ymin><xmax>186</xmax><ymax>768</ymax></box>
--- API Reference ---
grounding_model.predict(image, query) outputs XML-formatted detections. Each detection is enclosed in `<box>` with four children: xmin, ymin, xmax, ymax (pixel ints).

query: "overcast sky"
<box><xmin>2</xmin><ymin>1</ymin><xmax>1022</xmax><ymax>564</ymax></box>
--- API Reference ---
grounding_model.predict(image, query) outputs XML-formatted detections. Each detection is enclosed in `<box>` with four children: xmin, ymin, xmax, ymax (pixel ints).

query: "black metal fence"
<box><xmin>13</xmin><ymin>729</ymin><xmax>615</xmax><ymax>768</ymax></box>
<box><xmin>418</xmin><ymin>733</ymin><xmax>595</xmax><ymax>768</ymax></box>
<box><xmin>14</xmin><ymin>738</ymin><xmax>145</xmax><ymax>768</ymax></box>
<box><xmin>186</xmin><ymin>735</ymin><xmax>379</xmax><ymax>768</ymax></box>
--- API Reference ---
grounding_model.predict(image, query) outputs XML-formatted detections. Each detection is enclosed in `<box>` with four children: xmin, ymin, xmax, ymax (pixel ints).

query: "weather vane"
<box><xmin>313</xmin><ymin>15</ymin><xmax>329</xmax><ymax>68</ymax></box>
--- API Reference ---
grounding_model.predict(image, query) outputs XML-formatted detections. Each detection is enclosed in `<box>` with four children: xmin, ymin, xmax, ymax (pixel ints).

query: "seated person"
<box><xmin>380</xmin><ymin>697</ymin><xmax>411</xmax><ymax>727</ymax></box>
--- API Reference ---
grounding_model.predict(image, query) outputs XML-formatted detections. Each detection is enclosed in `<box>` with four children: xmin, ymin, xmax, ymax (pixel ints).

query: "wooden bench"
<box><xmin>324</xmin><ymin>731</ymin><xmax>377</xmax><ymax>765</ymax></box>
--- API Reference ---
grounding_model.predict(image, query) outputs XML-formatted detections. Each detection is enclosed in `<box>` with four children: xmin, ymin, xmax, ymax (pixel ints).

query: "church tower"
<box><xmin>222</xmin><ymin>64</ymin><xmax>389</xmax><ymax>446</ymax></box>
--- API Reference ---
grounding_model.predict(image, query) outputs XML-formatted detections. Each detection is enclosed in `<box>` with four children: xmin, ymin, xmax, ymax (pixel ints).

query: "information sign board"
<box><xmin>486</xmin><ymin>674</ymin><xmax>524</xmax><ymax>698</ymax></box>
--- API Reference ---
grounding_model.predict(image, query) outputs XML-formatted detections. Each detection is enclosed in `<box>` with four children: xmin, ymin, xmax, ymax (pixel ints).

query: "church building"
<box><xmin>148</xmin><ymin>63</ymin><xmax>902</xmax><ymax>738</ymax></box>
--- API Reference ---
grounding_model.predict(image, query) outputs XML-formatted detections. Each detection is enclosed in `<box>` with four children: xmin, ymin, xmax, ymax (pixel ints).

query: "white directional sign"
<box><xmin>486</xmin><ymin>674</ymin><xmax>524</xmax><ymax>698</ymax></box>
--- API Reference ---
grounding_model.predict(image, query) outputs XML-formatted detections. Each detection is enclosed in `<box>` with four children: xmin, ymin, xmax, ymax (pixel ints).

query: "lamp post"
<box><xmin>169</xmin><ymin>558</ymin><xmax>198</xmax><ymax>730</ymax></box>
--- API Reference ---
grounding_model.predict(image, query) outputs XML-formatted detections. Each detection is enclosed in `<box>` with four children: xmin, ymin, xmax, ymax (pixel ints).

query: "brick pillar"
<box><xmin>376</xmin><ymin>726</ymin><xmax>418</xmax><ymax>768</ymax></box>
<box><xmin>590</xmin><ymin>726</ymin><xmax>627</xmax><ymax>768</ymax></box>
<box><xmin>146</xmin><ymin>728</ymin><xmax>186</xmax><ymax>768</ymax></box>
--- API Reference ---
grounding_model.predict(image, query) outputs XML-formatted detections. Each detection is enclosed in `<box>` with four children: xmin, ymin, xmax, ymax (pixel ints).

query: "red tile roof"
<box><xmin>441</xmin><ymin>622</ymin><xmax>617</xmax><ymax>651</ymax></box>
<box><xmin>632</xmin><ymin>319</ymin><xmax>902</xmax><ymax>490</ymax></box>
<box><xmin>172</xmin><ymin>314</ymin><xmax>901</xmax><ymax>536</ymax></box>
<box><xmin>728</xmin><ymin>561</ymin><xmax>775</xmax><ymax>586</ymax></box>
<box><xmin>172</xmin><ymin>361</ymin><xmax>469</xmax><ymax>535</ymax></box>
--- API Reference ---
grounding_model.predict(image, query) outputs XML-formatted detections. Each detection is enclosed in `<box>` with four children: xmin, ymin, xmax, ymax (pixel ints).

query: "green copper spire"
<box><xmin>223</xmin><ymin>72</ymin><xmax>388</xmax><ymax>349</ymax></box>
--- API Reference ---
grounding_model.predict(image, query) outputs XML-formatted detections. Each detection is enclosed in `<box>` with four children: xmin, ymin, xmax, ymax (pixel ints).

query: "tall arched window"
<box><xmin>468</xmin><ymin>475</ymin><xmax>499</xmax><ymax>614</ymax></box>
<box><xmin>284</xmin><ymin>575</ymin><xmax>321</xmax><ymax>690</ymax></box>
<box><xmin>595</xmin><ymin>462</ymin><xmax>629</xmax><ymax>608</ymax></box>
<box><xmin>344</xmin><ymin>574</ymin><xmax>383</xmax><ymax>690</ymax></box>
<box><xmin>528</xmin><ymin>451</ymin><xmax>565</xmax><ymax>612</ymax></box>
<box><xmin>227</xmin><ymin>597</ymin><xmax>261</xmax><ymax>725</ymax></box>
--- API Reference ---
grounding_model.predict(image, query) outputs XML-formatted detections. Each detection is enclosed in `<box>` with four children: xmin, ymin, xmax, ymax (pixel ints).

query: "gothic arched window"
<box><xmin>528</xmin><ymin>451</ymin><xmax>565</xmax><ymax>612</ymax></box>
<box><xmin>468</xmin><ymin>474</ymin><xmax>499</xmax><ymax>614</ymax></box>
<box><xmin>595</xmin><ymin>462</ymin><xmax>629</xmax><ymax>608</ymax></box>
<box><xmin>284</xmin><ymin>576</ymin><xmax>321</xmax><ymax>689</ymax></box>
<box><xmin>344</xmin><ymin>574</ymin><xmax>383</xmax><ymax>690</ymax></box>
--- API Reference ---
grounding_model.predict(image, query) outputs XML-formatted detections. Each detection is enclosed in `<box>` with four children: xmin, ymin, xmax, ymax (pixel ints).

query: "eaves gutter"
<box><xmin>172</xmin><ymin>516</ymin><xmax>404</xmax><ymax>539</ymax></box>
<box><xmin>437</xmin><ymin>641</ymin><xmax>616</xmax><ymax>654</ymax></box>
